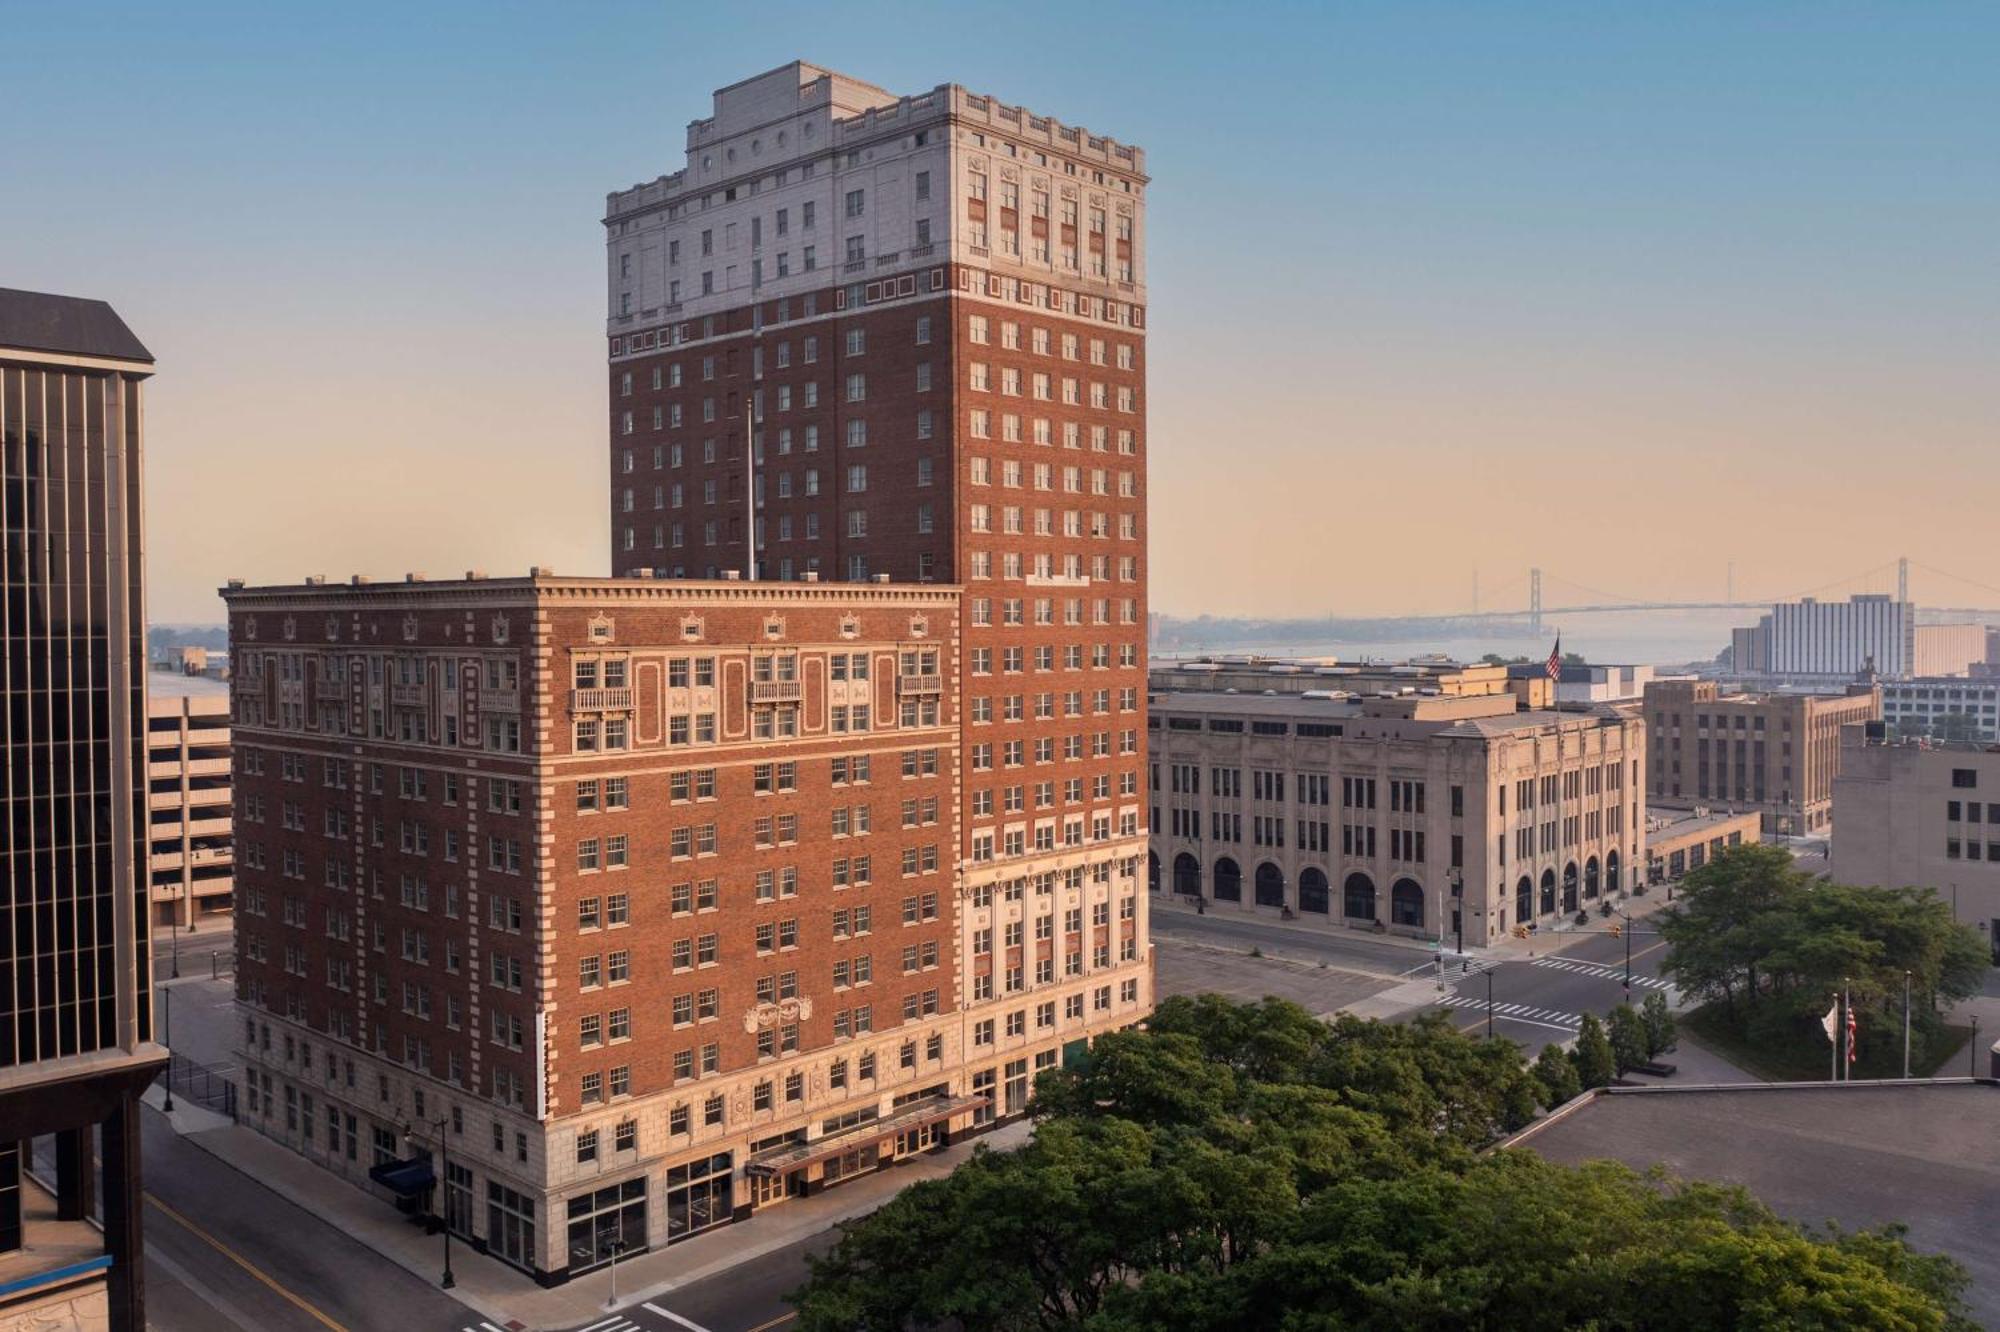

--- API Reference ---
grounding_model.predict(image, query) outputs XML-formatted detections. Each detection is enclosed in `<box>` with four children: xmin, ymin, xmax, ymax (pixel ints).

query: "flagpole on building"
<box><xmin>1829</xmin><ymin>993</ymin><xmax>1839</xmax><ymax>1082</ymax></box>
<box><xmin>744</xmin><ymin>391</ymin><xmax>758</xmax><ymax>581</ymax></box>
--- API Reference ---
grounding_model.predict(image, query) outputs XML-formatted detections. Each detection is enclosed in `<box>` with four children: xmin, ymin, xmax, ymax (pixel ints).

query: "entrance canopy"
<box><xmin>745</xmin><ymin>1093</ymin><xmax>988</xmax><ymax>1178</ymax></box>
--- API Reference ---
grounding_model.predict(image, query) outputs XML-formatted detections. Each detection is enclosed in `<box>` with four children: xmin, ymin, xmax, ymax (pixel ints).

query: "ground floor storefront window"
<box><xmin>566</xmin><ymin>1176</ymin><xmax>647</xmax><ymax>1273</ymax></box>
<box><xmin>486</xmin><ymin>1180</ymin><xmax>536</xmax><ymax>1272</ymax></box>
<box><xmin>665</xmin><ymin>1152</ymin><xmax>733</xmax><ymax>1244</ymax></box>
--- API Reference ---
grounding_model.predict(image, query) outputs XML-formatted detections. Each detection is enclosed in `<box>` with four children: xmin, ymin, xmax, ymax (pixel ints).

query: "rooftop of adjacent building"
<box><xmin>147</xmin><ymin>670</ymin><xmax>229</xmax><ymax>701</ymax></box>
<box><xmin>0</xmin><ymin>286</ymin><xmax>152</xmax><ymax>364</ymax></box>
<box><xmin>1643</xmin><ymin>803</ymin><xmax>1762</xmax><ymax>838</ymax></box>
<box><xmin>1646</xmin><ymin>678</ymin><xmax>1880</xmax><ymax>706</ymax></box>
<box><xmin>220</xmin><ymin>568</ymin><xmax>959</xmax><ymax>605</ymax></box>
<box><xmin>1507</xmin><ymin>1080</ymin><xmax>2000</xmax><ymax>1327</ymax></box>
<box><xmin>608</xmin><ymin>58</ymin><xmax>1146</xmax><ymax>213</ymax></box>
<box><xmin>1840</xmin><ymin>721</ymin><xmax>2000</xmax><ymax>756</ymax></box>
<box><xmin>1150</xmin><ymin>684</ymin><xmax>1631</xmax><ymax>738</ymax></box>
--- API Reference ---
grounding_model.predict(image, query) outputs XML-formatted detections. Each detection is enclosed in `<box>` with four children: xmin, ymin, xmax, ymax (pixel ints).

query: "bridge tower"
<box><xmin>1898</xmin><ymin>555</ymin><xmax>1909</xmax><ymax>604</ymax></box>
<box><xmin>1529</xmin><ymin>567</ymin><xmax>1543</xmax><ymax>638</ymax></box>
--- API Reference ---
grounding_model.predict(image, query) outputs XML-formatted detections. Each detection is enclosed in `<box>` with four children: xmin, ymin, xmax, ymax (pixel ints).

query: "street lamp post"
<box><xmin>1485</xmin><ymin>965</ymin><xmax>1494</xmax><ymax>1040</ymax></box>
<box><xmin>404</xmin><ymin>1115</ymin><xmax>455</xmax><ymax>1289</ymax></box>
<box><xmin>170</xmin><ymin>900</ymin><xmax>181</xmax><ymax>980</ymax></box>
<box><xmin>605</xmin><ymin>1238</ymin><xmax>625</xmax><ymax>1310</ymax></box>
<box><xmin>161</xmin><ymin>986</ymin><xmax>175</xmax><ymax>1113</ymax></box>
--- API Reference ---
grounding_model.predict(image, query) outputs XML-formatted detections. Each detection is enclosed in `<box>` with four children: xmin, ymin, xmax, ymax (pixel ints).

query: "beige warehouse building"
<box><xmin>1644</xmin><ymin>680</ymin><xmax>1878</xmax><ymax>835</ymax></box>
<box><xmin>1832</xmin><ymin>724</ymin><xmax>2000</xmax><ymax>958</ymax></box>
<box><xmin>146</xmin><ymin>676</ymin><xmax>234</xmax><ymax>931</ymax></box>
<box><xmin>1147</xmin><ymin>685</ymin><xmax>1644</xmax><ymax>946</ymax></box>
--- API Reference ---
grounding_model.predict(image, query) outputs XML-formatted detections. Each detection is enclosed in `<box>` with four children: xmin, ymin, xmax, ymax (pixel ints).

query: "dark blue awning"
<box><xmin>368</xmin><ymin>1157</ymin><xmax>436</xmax><ymax>1195</ymax></box>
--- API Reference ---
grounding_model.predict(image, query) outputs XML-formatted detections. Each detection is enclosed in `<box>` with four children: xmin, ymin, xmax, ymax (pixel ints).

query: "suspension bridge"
<box><xmin>1373</xmin><ymin>557</ymin><xmax>2000</xmax><ymax>636</ymax></box>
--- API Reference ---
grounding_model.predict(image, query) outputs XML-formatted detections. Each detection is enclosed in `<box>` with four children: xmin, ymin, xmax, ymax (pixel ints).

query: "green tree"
<box><xmin>1571</xmin><ymin>1013</ymin><xmax>1617</xmax><ymax>1089</ymax></box>
<box><xmin>1641</xmin><ymin>990</ymin><xmax>1678</xmax><ymax>1058</ymax></box>
<box><xmin>789</xmin><ymin>997</ymin><xmax>1976</xmax><ymax>1331</ymax></box>
<box><xmin>1532</xmin><ymin>1040</ymin><xmax>1582</xmax><ymax>1105</ymax></box>
<box><xmin>1607</xmin><ymin>1003</ymin><xmax>1649</xmax><ymax>1075</ymax></box>
<box><xmin>1660</xmin><ymin>845</ymin><xmax>1987</xmax><ymax>1070</ymax></box>
<box><xmin>1657</xmin><ymin>843</ymin><xmax>1812</xmax><ymax>1018</ymax></box>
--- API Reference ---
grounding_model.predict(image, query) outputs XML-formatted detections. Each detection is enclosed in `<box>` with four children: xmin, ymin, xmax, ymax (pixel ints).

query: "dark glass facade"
<box><xmin>1</xmin><ymin>361</ymin><xmax>151</xmax><ymax>1067</ymax></box>
<box><xmin>0</xmin><ymin>290</ymin><xmax>161</xmax><ymax>1332</ymax></box>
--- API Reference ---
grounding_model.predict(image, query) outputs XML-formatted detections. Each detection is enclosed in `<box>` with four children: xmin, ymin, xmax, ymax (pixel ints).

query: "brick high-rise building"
<box><xmin>602</xmin><ymin>57</ymin><xmax>1154</xmax><ymax>1133</ymax></box>
<box><xmin>223</xmin><ymin>573</ymin><xmax>1151</xmax><ymax>1283</ymax></box>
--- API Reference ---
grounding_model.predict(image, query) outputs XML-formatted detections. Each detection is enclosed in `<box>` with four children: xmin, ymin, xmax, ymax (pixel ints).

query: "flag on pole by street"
<box><xmin>1821</xmin><ymin>1001</ymin><xmax>1841</xmax><ymax>1045</ymax></box>
<box><xmin>1546</xmin><ymin>637</ymin><xmax>1563</xmax><ymax>683</ymax></box>
<box><xmin>1847</xmin><ymin>1006</ymin><xmax>1859</xmax><ymax>1066</ymax></box>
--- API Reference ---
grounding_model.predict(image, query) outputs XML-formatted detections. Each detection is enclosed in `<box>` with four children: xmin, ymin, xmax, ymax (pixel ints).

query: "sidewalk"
<box><xmin>1153</xmin><ymin>884</ymin><xmax>1674</xmax><ymax>970</ymax></box>
<box><xmin>157</xmin><ymin>1089</ymin><xmax>1030</xmax><ymax>1331</ymax></box>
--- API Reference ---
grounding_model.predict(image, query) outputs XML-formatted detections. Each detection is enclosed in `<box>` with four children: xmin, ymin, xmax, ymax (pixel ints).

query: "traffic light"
<box><xmin>1607</xmin><ymin>922</ymin><xmax>1623</xmax><ymax>938</ymax></box>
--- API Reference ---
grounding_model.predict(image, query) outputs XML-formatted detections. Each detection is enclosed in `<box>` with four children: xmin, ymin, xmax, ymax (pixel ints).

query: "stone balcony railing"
<box><xmin>750</xmin><ymin>679</ymin><xmax>804</xmax><ymax>705</ymax></box>
<box><xmin>570</xmin><ymin>687</ymin><xmax>634</xmax><ymax>712</ymax></box>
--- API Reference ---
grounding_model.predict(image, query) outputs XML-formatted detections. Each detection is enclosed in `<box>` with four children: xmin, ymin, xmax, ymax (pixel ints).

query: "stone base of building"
<box><xmin>0</xmin><ymin>1275</ymin><xmax>110</xmax><ymax>1332</ymax></box>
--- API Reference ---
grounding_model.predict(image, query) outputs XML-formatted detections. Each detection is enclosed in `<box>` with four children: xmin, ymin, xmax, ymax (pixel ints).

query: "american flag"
<box><xmin>1545</xmin><ymin>636</ymin><xmax>1563</xmax><ymax>683</ymax></box>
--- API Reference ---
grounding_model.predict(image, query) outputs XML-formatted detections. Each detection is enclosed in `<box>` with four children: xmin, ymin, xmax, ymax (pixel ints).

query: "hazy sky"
<box><xmin>7</xmin><ymin>2</ymin><xmax>1998</xmax><ymax>624</ymax></box>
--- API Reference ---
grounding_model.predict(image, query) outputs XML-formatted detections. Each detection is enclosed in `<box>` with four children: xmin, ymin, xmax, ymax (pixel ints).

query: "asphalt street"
<box><xmin>1149</xmin><ymin>906</ymin><xmax>1449</xmax><ymax>980</ymax></box>
<box><xmin>520</xmin><ymin>1234</ymin><xmax>825</xmax><ymax>1332</ymax></box>
<box><xmin>1427</xmin><ymin>919</ymin><xmax>1676</xmax><ymax>1055</ymax></box>
<box><xmin>142</xmin><ymin>1106</ymin><xmax>473</xmax><ymax>1332</ymax></box>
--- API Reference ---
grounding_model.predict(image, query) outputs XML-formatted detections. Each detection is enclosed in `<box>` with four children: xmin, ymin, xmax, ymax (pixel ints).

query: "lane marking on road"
<box><xmin>147</xmin><ymin>1235</ymin><xmax>269</xmax><ymax>1332</ymax></box>
<box><xmin>743</xmin><ymin>1315</ymin><xmax>797</xmax><ymax>1332</ymax></box>
<box><xmin>577</xmin><ymin>1317</ymin><xmax>639</xmax><ymax>1332</ymax></box>
<box><xmin>645</xmin><ymin>1302</ymin><xmax>716</xmax><ymax>1332</ymax></box>
<box><xmin>145</xmin><ymin>1192</ymin><xmax>349</xmax><ymax>1332</ymax></box>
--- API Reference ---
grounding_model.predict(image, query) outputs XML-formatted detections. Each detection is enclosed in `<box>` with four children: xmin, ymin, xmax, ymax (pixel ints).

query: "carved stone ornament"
<box><xmin>324</xmin><ymin>614</ymin><xmax>339</xmax><ymax>642</ymax></box>
<box><xmin>909</xmin><ymin>614</ymin><xmax>929</xmax><ymax>639</ymax></box>
<box><xmin>763</xmin><ymin>614</ymin><xmax>786</xmax><ymax>640</ymax></box>
<box><xmin>839</xmin><ymin>614</ymin><xmax>861</xmax><ymax>640</ymax></box>
<box><xmin>490</xmin><ymin>612</ymin><xmax>510</xmax><ymax>645</ymax></box>
<box><xmin>587</xmin><ymin>612</ymin><xmax>615</xmax><ymax>644</ymax></box>
<box><xmin>680</xmin><ymin>614</ymin><xmax>704</xmax><ymax>642</ymax></box>
<box><xmin>281</xmin><ymin>615</ymin><xmax>296</xmax><ymax>642</ymax></box>
<box><xmin>741</xmin><ymin>996</ymin><xmax>815</xmax><ymax>1033</ymax></box>
<box><xmin>401</xmin><ymin>612</ymin><xmax>419</xmax><ymax>643</ymax></box>
<box><xmin>242</xmin><ymin>616</ymin><xmax>258</xmax><ymax>641</ymax></box>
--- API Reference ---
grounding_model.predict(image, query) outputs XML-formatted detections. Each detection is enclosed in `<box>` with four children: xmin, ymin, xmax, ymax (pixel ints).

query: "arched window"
<box><xmin>1584</xmin><ymin>856</ymin><xmax>1600</xmax><ymax>899</ymax></box>
<box><xmin>1147</xmin><ymin>851</ymin><xmax>1160</xmax><ymax>893</ymax></box>
<box><xmin>1213</xmin><ymin>857</ymin><xmax>1242</xmax><ymax>903</ymax></box>
<box><xmin>1515</xmin><ymin>876</ymin><xmax>1532</xmax><ymax>925</ymax></box>
<box><xmin>1343</xmin><ymin>872</ymin><xmax>1376</xmax><ymax>921</ymax></box>
<box><xmin>1539</xmin><ymin>868</ymin><xmax>1556</xmax><ymax>916</ymax></box>
<box><xmin>1173</xmin><ymin>852</ymin><xmax>1201</xmax><ymax>898</ymax></box>
<box><xmin>1390</xmin><ymin>878</ymin><xmax>1425</xmax><ymax>928</ymax></box>
<box><xmin>1298</xmin><ymin>867</ymin><xmax>1330</xmax><ymax>915</ymax></box>
<box><xmin>1562</xmin><ymin>862</ymin><xmax>1579</xmax><ymax>913</ymax></box>
<box><xmin>1607</xmin><ymin>849</ymin><xmax>1622</xmax><ymax>894</ymax></box>
<box><xmin>1254</xmin><ymin>862</ymin><xmax>1285</xmax><ymax>908</ymax></box>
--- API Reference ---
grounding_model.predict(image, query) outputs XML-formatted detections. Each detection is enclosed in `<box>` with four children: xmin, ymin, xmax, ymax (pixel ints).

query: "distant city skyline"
<box><xmin>6</xmin><ymin>2</ymin><xmax>1998</xmax><ymax>623</ymax></box>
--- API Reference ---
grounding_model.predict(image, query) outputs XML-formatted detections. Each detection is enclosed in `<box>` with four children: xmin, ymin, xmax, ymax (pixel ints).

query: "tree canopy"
<box><xmin>1657</xmin><ymin>844</ymin><xmax>1987</xmax><ymax>1064</ymax></box>
<box><xmin>789</xmin><ymin>993</ymin><xmax>1972</xmax><ymax>1330</ymax></box>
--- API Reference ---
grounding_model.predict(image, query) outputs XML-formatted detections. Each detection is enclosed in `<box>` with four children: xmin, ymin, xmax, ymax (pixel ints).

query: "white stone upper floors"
<box><xmin>603</xmin><ymin>61</ymin><xmax>1148</xmax><ymax>331</ymax></box>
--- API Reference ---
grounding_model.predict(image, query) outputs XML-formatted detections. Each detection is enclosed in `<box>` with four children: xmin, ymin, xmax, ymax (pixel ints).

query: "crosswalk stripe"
<box><xmin>646</xmin><ymin>1304</ymin><xmax>716</xmax><ymax>1332</ymax></box>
